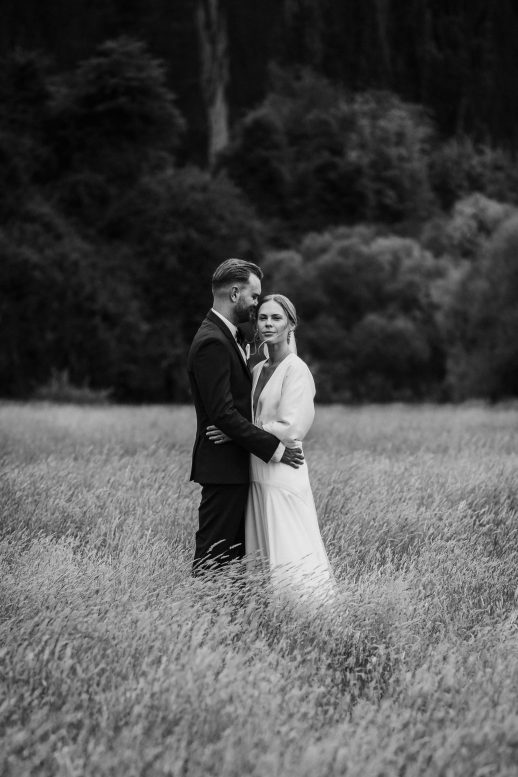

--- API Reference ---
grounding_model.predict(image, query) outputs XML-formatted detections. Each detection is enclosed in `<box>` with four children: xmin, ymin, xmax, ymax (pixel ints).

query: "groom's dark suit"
<box><xmin>187</xmin><ymin>310</ymin><xmax>280</xmax><ymax>571</ymax></box>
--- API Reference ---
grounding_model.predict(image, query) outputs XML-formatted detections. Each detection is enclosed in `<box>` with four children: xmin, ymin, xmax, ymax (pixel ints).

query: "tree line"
<box><xmin>3</xmin><ymin>2</ymin><xmax>518</xmax><ymax>163</ymax></box>
<box><xmin>1</xmin><ymin>36</ymin><xmax>517</xmax><ymax>402</ymax></box>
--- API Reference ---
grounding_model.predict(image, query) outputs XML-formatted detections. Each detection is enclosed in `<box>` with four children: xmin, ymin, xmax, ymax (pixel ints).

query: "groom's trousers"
<box><xmin>192</xmin><ymin>483</ymin><xmax>249</xmax><ymax>575</ymax></box>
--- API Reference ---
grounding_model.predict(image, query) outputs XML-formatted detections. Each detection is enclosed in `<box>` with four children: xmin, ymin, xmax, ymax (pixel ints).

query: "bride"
<box><xmin>207</xmin><ymin>294</ymin><xmax>334</xmax><ymax>601</ymax></box>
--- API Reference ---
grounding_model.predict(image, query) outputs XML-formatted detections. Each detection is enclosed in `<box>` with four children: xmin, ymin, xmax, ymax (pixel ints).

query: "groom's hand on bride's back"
<box><xmin>281</xmin><ymin>447</ymin><xmax>304</xmax><ymax>468</ymax></box>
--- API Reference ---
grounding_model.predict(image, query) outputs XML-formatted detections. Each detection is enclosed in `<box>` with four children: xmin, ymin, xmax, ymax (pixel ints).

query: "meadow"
<box><xmin>1</xmin><ymin>401</ymin><xmax>518</xmax><ymax>777</ymax></box>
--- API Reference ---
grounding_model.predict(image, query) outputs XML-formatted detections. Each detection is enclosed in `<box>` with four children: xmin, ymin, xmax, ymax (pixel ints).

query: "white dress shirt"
<box><xmin>211</xmin><ymin>308</ymin><xmax>284</xmax><ymax>463</ymax></box>
<box><xmin>211</xmin><ymin>308</ymin><xmax>246</xmax><ymax>361</ymax></box>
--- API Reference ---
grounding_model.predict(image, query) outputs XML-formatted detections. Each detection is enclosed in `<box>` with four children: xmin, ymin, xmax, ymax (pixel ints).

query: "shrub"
<box><xmin>429</xmin><ymin>137</ymin><xmax>518</xmax><ymax>210</ymax></box>
<box><xmin>264</xmin><ymin>227</ymin><xmax>446</xmax><ymax>401</ymax></box>
<box><xmin>348</xmin><ymin>313</ymin><xmax>432</xmax><ymax>401</ymax></box>
<box><xmin>344</xmin><ymin>92</ymin><xmax>434</xmax><ymax>223</ymax></box>
<box><xmin>0</xmin><ymin>50</ymin><xmax>53</xmax><ymax>219</ymax></box>
<box><xmin>49</xmin><ymin>37</ymin><xmax>185</xmax><ymax>184</ymax></box>
<box><xmin>445</xmin><ymin>214</ymin><xmax>518</xmax><ymax>400</ymax></box>
<box><xmin>221</xmin><ymin>71</ymin><xmax>435</xmax><ymax>233</ymax></box>
<box><xmin>444</xmin><ymin>193</ymin><xmax>517</xmax><ymax>261</ymax></box>
<box><xmin>98</xmin><ymin>166</ymin><xmax>263</xmax><ymax>400</ymax></box>
<box><xmin>104</xmin><ymin>165</ymin><xmax>263</xmax><ymax>327</ymax></box>
<box><xmin>0</xmin><ymin>199</ymin><xmax>145</xmax><ymax>399</ymax></box>
<box><xmin>219</xmin><ymin>107</ymin><xmax>290</xmax><ymax>219</ymax></box>
<box><xmin>33</xmin><ymin>369</ymin><xmax>113</xmax><ymax>404</ymax></box>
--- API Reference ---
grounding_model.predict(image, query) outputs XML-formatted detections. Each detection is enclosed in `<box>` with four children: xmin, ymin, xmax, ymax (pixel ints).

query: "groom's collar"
<box><xmin>211</xmin><ymin>308</ymin><xmax>238</xmax><ymax>338</ymax></box>
<box><xmin>207</xmin><ymin>309</ymin><xmax>251</xmax><ymax>377</ymax></box>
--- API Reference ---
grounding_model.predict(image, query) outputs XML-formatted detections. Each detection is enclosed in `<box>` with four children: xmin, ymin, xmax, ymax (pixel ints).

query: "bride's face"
<box><xmin>257</xmin><ymin>300</ymin><xmax>290</xmax><ymax>344</ymax></box>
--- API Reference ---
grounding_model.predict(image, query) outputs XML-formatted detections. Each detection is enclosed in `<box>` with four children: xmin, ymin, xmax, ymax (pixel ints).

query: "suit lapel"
<box><xmin>205</xmin><ymin>310</ymin><xmax>252</xmax><ymax>381</ymax></box>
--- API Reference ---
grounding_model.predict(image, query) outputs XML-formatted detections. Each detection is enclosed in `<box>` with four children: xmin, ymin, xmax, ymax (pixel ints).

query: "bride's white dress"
<box><xmin>245</xmin><ymin>353</ymin><xmax>334</xmax><ymax>600</ymax></box>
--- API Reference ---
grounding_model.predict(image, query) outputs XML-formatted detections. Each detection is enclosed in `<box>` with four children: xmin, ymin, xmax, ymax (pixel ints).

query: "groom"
<box><xmin>187</xmin><ymin>258</ymin><xmax>304</xmax><ymax>574</ymax></box>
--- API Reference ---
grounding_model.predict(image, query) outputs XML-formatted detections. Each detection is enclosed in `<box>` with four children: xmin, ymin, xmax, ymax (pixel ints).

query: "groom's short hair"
<box><xmin>212</xmin><ymin>258</ymin><xmax>263</xmax><ymax>292</ymax></box>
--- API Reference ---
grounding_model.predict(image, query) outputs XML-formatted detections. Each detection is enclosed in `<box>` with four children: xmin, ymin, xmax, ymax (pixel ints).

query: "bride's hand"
<box><xmin>206</xmin><ymin>425</ymin><xmax>231</xmax><ymax>444</ymax></box>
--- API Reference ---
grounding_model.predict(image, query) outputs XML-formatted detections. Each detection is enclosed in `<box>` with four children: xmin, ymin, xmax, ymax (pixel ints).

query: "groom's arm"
<box><xmin>192</xmin><ymin>339</ymin><xmax>287</xmax><ymax>464</ymax></box>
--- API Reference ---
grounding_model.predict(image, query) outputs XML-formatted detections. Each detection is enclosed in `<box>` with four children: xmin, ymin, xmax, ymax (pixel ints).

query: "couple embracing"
<box><xmin>187</xmin><ymin>258</ymin><xmax>334</xmax><ymax>600</ymax></box>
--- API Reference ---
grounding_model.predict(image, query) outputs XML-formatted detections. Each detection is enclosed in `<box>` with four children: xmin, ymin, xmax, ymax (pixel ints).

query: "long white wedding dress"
<box><xmin>245</xmin><ymin>353</ymin><xmax>334</xmax><ymax>602</ymax></box>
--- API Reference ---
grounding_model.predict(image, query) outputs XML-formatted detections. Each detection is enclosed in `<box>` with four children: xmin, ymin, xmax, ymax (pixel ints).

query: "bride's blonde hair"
<box><xmin>259</xmin><ymin>294</ymin><xmax>298</xmax><ymax>329</ymax></box>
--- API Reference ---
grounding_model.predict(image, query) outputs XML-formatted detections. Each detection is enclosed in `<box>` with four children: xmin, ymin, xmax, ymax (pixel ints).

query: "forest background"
<box><xmin>1</xmin><ymin>0</ymin><xmax>518</xmax><ymax>403</ymax></box>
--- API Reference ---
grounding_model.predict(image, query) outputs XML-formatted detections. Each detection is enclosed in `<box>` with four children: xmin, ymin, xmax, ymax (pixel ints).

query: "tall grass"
<box><xmin>1</xmin><ymin>402</ymin><xmax>518</xmax><ymax>776</ymax></box>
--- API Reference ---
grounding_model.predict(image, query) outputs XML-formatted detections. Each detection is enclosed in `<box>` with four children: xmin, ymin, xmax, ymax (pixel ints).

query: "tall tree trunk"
<box><xmin>196</xmin><ymin>0</ymin><xmax>229</xmax><ymax>167</ymax></box>
<box><xmin>372</xmin><ymin>0</ymin><xmax>392</xmax><ymax>86</ymax></box>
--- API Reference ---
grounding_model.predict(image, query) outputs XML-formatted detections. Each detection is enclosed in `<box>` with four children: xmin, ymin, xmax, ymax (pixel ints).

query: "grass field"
<box><xmin>2</xmin><ymin>402</ymin><xmax>518</xmax><ymax>777</ymax></box>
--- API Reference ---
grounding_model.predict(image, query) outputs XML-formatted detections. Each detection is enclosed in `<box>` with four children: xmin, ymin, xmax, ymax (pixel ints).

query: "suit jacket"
<box><xmin>187</xmin><ymin>310</ymin><xmax>280</xmax><ymax>484</ymax></box>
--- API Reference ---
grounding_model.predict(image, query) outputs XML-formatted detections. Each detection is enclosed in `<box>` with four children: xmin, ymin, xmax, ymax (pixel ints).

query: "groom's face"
<box><xmin>234</xmin><ymin>272</ymin><xmax>262</xmax><ymax>323</ymax></box>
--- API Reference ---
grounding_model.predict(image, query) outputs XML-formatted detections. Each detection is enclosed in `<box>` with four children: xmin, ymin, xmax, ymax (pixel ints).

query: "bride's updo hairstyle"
<box><xmin>259</xmin><ymin>294</ymin><xmax>298</xmax><ymax>330</ymax></box>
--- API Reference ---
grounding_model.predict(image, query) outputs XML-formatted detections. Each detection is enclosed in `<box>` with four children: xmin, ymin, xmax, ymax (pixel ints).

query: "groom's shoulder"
<box><xmin>189</xmin><ymin>317</ymin><xmax>228</xmax><ymax>356</ymax></box>
<box><xmin>194</xmin><ymin>317</ymin><xmax>226</xmax><ymax>342</ymax></box>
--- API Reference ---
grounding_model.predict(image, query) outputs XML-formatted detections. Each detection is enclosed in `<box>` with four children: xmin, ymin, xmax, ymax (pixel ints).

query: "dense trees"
<box><xmin>0</xmin><ymin>40</ymin><xmax>260</xmax><ymax>400</ymax></box>
<box><xmin>3</xmin><ymin>2</ymin><xmax>518</xmax><ymax>153</ymax></box>
<box><xmin>1</xmin><ymin>11</ymin><xmax>517</xmax><ymax>402</ymax></box>
<box><xmin>262</xmin><ymin>230</ymin><xmax>445</xmax><ymax>401</ymax></box>
<box><xmin>220</xmin><ymin>72</ymin><xmax>435</xmax><ymax>232</ymax></box>
<box><xmin>440</xmin><ymin>202</ymin><xmax>518</xmax><ymax>400</ymax></box>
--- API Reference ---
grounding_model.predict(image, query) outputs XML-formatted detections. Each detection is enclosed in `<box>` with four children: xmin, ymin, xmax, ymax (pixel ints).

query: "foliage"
<box><xmin>102</xmin><ymin>166</ymin><xmax>263</xmax><ymax>400</ymax></box>
<box><xmin>0</xmin><ymin>49</ymin><xmax>53</xmax><ymax>219</ymax></box>
<box><xmin>0</xmin><ymin>42</ymin><xmax>262</xmax><ymax>401</ymax></box>
<box><xmin>49</xmin><ymin>37</ymin><xmax>185</xmax><ymax>183</ymax></box>
<box><xmin>33</xmin><ymin>369</ymin><xmax>113</xmax><ymax>403</ymax></box>
<box><xmin>0</xmin><ymin>170</ymin><xmax>262</xmax><ymax>401</ymax></box>
<box><xmin>221</xmin><ymin>72</ymin><xmax>435</xmax><ymax>232</ymax></box>
<box><xmin>0</xmin><ymin>199</ymin><xmax>145</xmax><ymax>398</ymax></box>
<box><xmin>429</xmin><ymin>137</ymin><xmax>518</xmax><ymax>211</ymax></box>
<box><xmin>1</xmin><ymin>39</ymin><xmax>518</xmax><ymax>402</ymax></box>
<box><xmin>444</xmin><ymin>193</ymin><xmax>517</xmax><ymax>261</ymax></box>
<box><xmin>264</xmin><ymin>228</ymin><xmax>445</xmax><ymax>401</ymax></box>
<box><xmin>4</xmin><ymin>2</ymin><xmax>518</xmax><ymax>150</ymax></box>
<box><xmin>445</xmin><ymin>214</ymin><xmax>518</xmax><ymax>400</ymax></box>
<box><xmin>348</xmin><ymin>315</ymin><xmax>432</xmax><ymax>401</ymax></box>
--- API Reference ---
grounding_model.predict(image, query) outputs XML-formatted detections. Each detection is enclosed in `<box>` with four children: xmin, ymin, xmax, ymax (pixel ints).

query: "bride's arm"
<box><xmin>260</xmin><ymin>361</ymin><xmax>315</xmax><ymax>447</ymax></box>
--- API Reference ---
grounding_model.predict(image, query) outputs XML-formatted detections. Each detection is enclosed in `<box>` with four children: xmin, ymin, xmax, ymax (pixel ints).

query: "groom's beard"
<box><xmin>236</xmin><ymin>301</ymin><xmax>257</xmax><ymax>324</ymax></box>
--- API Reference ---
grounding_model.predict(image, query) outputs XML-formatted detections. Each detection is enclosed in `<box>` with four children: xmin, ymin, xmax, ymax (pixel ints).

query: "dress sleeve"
<box><xmin>260</xmin><ymin>360</ymin><xmax>316</xmax><ymax>447</ymax></box>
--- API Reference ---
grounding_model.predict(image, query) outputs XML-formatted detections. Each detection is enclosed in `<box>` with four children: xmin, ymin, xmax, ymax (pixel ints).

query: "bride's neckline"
<box><xmin>253</xmin><ymin>353</ymin><xmax>294</xmax><ymax>418</ymax></box>
<box><xmin>263</xmin><ymin>351</ymin><xmax>293</xmax><ymax>369</ymax></box>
